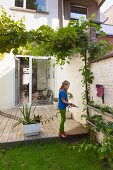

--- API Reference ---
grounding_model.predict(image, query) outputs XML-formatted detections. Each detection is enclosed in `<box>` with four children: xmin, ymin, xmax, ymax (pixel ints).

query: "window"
<box><xmin>36</xmin><ymin>0</ymin><xmax>46</xmax><ymax>11</ymax></box>
<box><xmin>26</xmin><ymin>0</ymin><xmax>37</xmax><ymax>10</ymax></box>
<box><xmin>71</xmin><ymin>6</ymin><xmax>87</xmax><ymax>20</ymax></box>
<box><xmin>15</xmin><ymin>0</ymin><xmax>23</xmax><ymax>7</ymax></box>
<box><xmin>15</xmin><ymin>0</ymin><xmax>46</xmax><ymax>11</ymax></box>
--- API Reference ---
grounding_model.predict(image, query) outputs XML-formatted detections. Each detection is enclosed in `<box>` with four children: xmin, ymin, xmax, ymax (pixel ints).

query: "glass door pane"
<box><xmin>32</xmin><ymin>59</ymin><xmax>55</xmax><ymax>106</ymax></box>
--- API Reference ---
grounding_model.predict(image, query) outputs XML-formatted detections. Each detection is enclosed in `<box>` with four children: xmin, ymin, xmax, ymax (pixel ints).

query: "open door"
<box><xmin>15</xmin><ymin>58</ymin><xmax>20</xmax><ymax>106</ymax></box>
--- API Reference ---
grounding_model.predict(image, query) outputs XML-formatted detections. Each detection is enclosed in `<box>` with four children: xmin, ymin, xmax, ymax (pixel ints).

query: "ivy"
<box><xmin>89</xmin><ymin>101</ymin><xmax>113</xmax><ymax>115</ymax></box>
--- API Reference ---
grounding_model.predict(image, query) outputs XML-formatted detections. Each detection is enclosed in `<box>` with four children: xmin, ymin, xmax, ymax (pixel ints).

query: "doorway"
<box><xmin>15</xmin><ymin>56</ymin><xmax>55</xmax><ymax>106</ymax></box>
<box><xmin>32</xmin><ymin>59</ymin><xmax>55</xmax><ymax>106</ymax></box>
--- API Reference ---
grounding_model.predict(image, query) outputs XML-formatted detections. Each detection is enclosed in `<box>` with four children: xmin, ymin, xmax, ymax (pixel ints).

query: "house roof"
<box><xmin>95</xmin><ymin>0</ymin><xmax>105</xmax><ymax>6</ymax></box>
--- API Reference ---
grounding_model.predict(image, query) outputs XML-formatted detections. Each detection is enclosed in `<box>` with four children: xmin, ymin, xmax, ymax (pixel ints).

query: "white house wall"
<box><xmin>0</xmin><ymin>0</ymin><xmax>59</xmax><ymax>30</ymax></box>
<box><xmin>0</xmin><ymin>54</ymin><xmax>15</xmax><ymax>109</ymax></box>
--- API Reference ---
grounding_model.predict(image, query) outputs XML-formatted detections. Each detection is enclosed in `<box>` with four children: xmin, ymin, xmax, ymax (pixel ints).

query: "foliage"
<box><xmin>71</xmin><ymin>136</ymin><xmax>113</xmax><ymax>168</ymax></box>
<box><xmin>13</xmin><ymin>104</ymin><xmax>42</xmax><ymax>127</ymax></box>
<box><xmin>88</xmin><ymin>40</ymin><xmax>112</xmax><ymax>61</ymax></box>
<box><xmin>0</xmin><ymin>8</ymin><xmax>27</xmax><ymax>54</ymax></box>
<box><xmin>72</xmin><ymin>113</ymin><xmax>113</xmax><ymax>168</ymax></box>
<box><xmin>25</xmin><ymin>18</ymin><xmax>111</xmax><ymax>63</ymax></box>
<box><xmin>87</xmin><ymin>114</ymin><xmax>113</xmax><ymax>135</ymax></box>
<box><xmin>89</xmin><ymin>101</ymin><xmax>113</xmax><ymax>115</ymax></box>
<box><xmin>23</xmin><ymin>25</ymin><xmax>55</xmax><ymax>56</ymax></box>
<box><xmin>0</xmin><ymin>53</ymin><xmax>4</xmax><ymax>60</ymax></box>
<box><xmin>67</xmin><ymin>92</ymin><xmax>73</xmax><ymax>99</ymax></box>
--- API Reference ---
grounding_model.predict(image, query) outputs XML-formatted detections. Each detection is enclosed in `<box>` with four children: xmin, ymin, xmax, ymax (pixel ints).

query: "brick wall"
<box><xmin>90</xmin><ymin>56</ymin><xmax>113</xmax><ymax>107</ymax></box>
<box><xmin>97</xmin><ymin>35</ymin><xmax>113</xmax><ymax>46</ymax></box>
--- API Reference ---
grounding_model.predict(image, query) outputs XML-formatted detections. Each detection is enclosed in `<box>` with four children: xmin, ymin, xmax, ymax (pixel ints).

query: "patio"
<box><xmin>0</xmin><ymin>106</ymin><xmax>87</xmax><ymax>144</ymax></box>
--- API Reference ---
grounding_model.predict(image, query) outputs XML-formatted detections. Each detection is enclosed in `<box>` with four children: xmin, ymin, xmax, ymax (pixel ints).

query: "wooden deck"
<box><xmin>0</xmin><ymin>106</ymin><xmax>87</xmax><ymax>143</ymax></box>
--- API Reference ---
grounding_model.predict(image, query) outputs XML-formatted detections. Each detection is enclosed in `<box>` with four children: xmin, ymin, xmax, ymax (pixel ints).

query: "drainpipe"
<box><xmin>29</xmin><ymin>57</ymin><xmax>32</xmax><ymax>106</ymax></box>
<box><xmin>58</xmin><ymin>0</ymin><xmax>63</xmax><ymax>27</ymax></box>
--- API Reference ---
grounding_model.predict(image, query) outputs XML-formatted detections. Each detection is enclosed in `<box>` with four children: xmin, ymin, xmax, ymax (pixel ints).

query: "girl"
<box><xmin>58</xmin><ymin>80</ymin><xmax>76</xmax><ymax>138</ymax></box>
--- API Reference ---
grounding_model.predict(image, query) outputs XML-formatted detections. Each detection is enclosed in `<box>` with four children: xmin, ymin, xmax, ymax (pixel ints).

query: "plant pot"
<box><xmin>53</xmin><ymin>101</ymin><xmax>58</xmax><ymax>109</ymax></box>
<box><xmin>23</xmin><ymin>123</ymin><xmax>41</xmax><ymax>136</ymax></box>
<box><xmin>66</xmin><ymin>111</ymin><xmax>72</xmax><ymax>119</ymax></box>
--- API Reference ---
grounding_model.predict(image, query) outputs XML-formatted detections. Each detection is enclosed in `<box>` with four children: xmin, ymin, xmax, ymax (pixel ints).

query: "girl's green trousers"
<box><xmin>59</xmin><ymin>109</ymin><xmax>66</xmax><ymax>133</ymax></box>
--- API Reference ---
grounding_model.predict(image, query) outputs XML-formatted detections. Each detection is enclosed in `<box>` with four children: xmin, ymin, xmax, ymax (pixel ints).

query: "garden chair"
<box><xmin>33</xmin><ymin>90</ymin><xmax>53</xmax><ymax>104</ymax></box>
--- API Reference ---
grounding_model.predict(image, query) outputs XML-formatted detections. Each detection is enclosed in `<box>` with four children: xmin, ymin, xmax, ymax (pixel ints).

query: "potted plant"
<box><xmin>13</xmin><ymin>104</ymin><xmax>42</xmax><ymax>136</ymax></box>
<box><xmin>67</xmin><ymin>92</ymin><xmax>73</xmax><ymax>99</ymax></box>
<box><xmin>53</xmin><ymin>98</ymin><xmax>58</xmax><ymax>109</ymax></box>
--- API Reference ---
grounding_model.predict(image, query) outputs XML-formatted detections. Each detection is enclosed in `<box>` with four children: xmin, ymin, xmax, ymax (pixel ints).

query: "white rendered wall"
<box><xmin>55</xmin><ymin>56</ymin><xmax>86</xmax><ymax>124</ymax></box>
<box><xmin>0</xmin><ymin>0</ymin><xmax>59</xmax><ymax>30</ymax></box>
<box><xmin>0</xmin><ymin>53</ymin><xmax>15</xmax><ymax>109</ymax></box>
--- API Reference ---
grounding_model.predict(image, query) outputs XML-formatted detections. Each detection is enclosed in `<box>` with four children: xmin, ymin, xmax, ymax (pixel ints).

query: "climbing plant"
<box><xmin>0</xmin><ymin>8</ymin><xmax>27</xmax><ymax>59</ymax></box>
<box><xmin>25</xmin><ymin>18</ymin><xmax>112</xmax><ymax>109</ymax></box>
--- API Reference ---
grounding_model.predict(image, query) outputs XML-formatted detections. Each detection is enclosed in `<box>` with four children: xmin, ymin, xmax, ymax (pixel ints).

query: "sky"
<box><xmin>100</xmin><ymin>0</ymin><xmax>113</xmax><ymax>13</ymax></box>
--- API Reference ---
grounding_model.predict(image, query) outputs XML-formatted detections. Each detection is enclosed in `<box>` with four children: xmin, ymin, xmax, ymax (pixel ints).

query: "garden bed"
<box><xmin>86</xmin><ymin>119</ymin><xmax>104</xmax><ymax>143</ymax></box>
<box><xmin>87</xmin><ymin>104</ymin><xmax>113</xmax><ymax>122</ymax></box>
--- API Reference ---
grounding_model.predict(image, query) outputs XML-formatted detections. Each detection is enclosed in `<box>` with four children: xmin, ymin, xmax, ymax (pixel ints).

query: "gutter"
<box><xmin>98</xmin><ymin>0</ymin><xmax>106</xmax><ymax>7</ymax></box>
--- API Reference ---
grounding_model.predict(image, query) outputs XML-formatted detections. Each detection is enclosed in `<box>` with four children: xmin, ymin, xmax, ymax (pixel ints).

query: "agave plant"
<box><xmin>13</xmin><ymin>104</ymin><xmax>42</xmax><ymax>128</ymax></box>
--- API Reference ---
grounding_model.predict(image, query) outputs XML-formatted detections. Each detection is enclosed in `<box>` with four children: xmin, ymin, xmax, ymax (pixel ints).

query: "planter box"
<box><xmin>87</xmin><ymin>105</ymin><xmax>113</xmax><ymax>123</ymax></box>
<box><xmin>23</xmin><ymin>123</ymin><xmax>41</xmax><ymax>136</ymax></box>
<box><xmin>86</xmin><ymin>120</ymin><xmax>104</xmax><ymax>143</ymax></box>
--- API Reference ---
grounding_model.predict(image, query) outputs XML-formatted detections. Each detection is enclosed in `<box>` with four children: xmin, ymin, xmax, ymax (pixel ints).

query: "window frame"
<box><xmin>70</xmin><ymin>5</ymin><xmax>87</xmax><ymax>20</ymax></box>
<box><xmin>15</xmin><ymin>0</ymin><xmax>46</xmax><ymax>12</ymax></box>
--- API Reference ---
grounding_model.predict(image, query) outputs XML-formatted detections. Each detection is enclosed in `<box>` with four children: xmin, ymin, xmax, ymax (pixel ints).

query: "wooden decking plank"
<box><xmin>0</xmin><ymin>105</ymin><xmax>87</xmax><ymax>143</ymax></box>
<box><xmin>0</xmin><ymin>115</ymin><xmax>11</xmax><ymax>142</ymax></box>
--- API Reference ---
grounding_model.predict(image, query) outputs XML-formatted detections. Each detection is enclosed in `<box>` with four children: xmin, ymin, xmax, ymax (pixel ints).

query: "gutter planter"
<box><xmin>86</xmin><ymin>120</ymin><xmax>104</xmax><ymax>143</ymax></box>
<box><xmin>87</xmin><ymin>105</ymin><xmax>113</xmax><ymax>142</ymax></box>
<box><xmin>23</xmin><ymin>123</ymin><xmax>41</xmax><ymax>136</ymax></box>
<box><xmin>87</xmin><ymin>104</ymin><xmax>113</xmax><ymax>122</ymax></box>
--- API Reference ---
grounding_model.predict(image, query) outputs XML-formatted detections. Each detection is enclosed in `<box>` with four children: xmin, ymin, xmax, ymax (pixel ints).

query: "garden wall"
<box><xmin>90</xmin><ymin>53</ymin><xmax>113</xmax><ymax>107</ymax></box>
<box><xmin>55</xmin><ymin>55</ymin><xmax>86</xmax><ymax>124</ymax></box>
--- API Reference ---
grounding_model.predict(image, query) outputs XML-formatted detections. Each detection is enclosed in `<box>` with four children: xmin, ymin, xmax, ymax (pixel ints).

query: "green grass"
<box><xmin>0</xmin><ymin>140</ymin><xmax>104</xmax><ymax>170</ymax></box>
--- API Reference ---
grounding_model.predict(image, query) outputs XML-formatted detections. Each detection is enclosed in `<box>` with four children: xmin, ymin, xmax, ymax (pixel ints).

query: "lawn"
<box><xmin>0</xmin><ymin>140</ymin><xmax>104</xmax><ymax>170</ymax></box>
